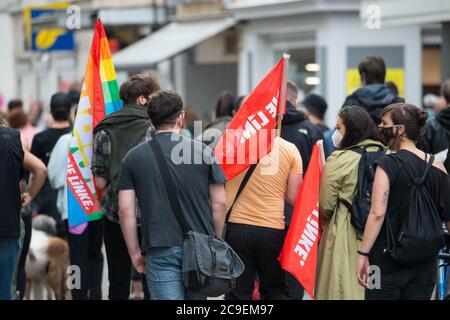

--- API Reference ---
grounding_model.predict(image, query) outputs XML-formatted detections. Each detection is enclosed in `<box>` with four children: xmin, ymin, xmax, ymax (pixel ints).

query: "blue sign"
<box><xmin>25</xmin><ymin>3</ymin><xmax>74</xmax><ymax>52</ymax></box>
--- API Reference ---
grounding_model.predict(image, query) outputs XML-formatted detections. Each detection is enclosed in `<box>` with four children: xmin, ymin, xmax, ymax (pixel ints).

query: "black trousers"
<box><xmin>225</xmin><ymin>223</ymin><xmax>289</xmax><ymax>300</ymax></box>
<box><xmin>284</xmin><ymin>226</ymin><xmax>304</xmax><ymax>300</ymax></box>
<box><xmin>103</xmin><ymin>217</ymin><xmax>149</xmax><ymax>300</ymax></box>
<box><xmin>68</xmin><ymin>219</ymin><xmax>104</xmax><ymax>300</ymax></box>
<box><xmin>365</xmin><ymin>259</ymin><xmax>436</xmax><ymax>300</ymax></box>
<box><xmin>36</xmin><ymin>189</ymin><xmax>61</xmax><ymax>224</ymax></box>
<box><xmin>17</xmin><ymin>214</ymin><xmax>32</xmax><ymax>300</ymax></box>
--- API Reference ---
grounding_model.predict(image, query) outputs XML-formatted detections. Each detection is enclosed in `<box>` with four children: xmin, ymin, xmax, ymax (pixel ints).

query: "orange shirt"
<box><xmin>226</xmin><ymin>137</ymin><xmax>302</xmax><ymax>230</ymax></box>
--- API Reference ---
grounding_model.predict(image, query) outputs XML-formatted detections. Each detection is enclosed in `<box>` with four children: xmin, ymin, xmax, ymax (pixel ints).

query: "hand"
<box><xmin>356</xmin><ymin>255</ymin><xmax>370</xmax><ymax>288</ymax></box>
<box><xmin>131</xmin><ymin>253</ymin><xmax>146</xmax><ymax>274</ymax></box>
<box><xmin>21</xmin><ymin>193</ymin><xmax>32</xmax><ymax>207</ymax></box>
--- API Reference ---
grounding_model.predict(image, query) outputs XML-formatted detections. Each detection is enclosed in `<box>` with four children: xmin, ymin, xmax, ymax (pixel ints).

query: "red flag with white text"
<box><xmin>278</xmin><ymin>143</ymin><xmax>323</xmax><ymax>299</ymax></box>
<box><xmin>214</xmin><ymin>57</ymin><xmax>287</xmax><ymax>181</ymax></box>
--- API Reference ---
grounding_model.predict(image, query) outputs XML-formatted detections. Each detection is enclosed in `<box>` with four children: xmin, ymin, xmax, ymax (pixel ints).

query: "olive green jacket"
<box><xmin>315</xmin><ymin>139</ymin><xmax>386</xmax><ymax>300</ymax></box>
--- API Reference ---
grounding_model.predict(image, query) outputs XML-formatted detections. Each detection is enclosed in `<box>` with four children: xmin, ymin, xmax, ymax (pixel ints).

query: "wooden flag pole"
<box><xmin>276</xmin><ymin>53</ymin><xmax>291</xmax><ymax>137</ymax></box>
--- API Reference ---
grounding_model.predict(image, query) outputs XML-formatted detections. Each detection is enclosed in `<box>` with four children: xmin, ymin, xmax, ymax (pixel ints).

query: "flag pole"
<box><xmin>276</xmin><ymin>53</ymin><xmax>290</xmax><ymax>137</ymax></box>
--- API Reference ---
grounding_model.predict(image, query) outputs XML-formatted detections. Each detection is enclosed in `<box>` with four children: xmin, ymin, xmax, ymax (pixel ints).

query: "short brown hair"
<box><xmin>147</xmin><ymin>90</ymin><xmax>183</xmax><ymax>129</ymax></box>
<box><xmin>7</xmin><ymin>109</ymin><xmax>29</xmax><ymax>129</ymax></box>
<box><xmin>119</xmin><ymin>74</ymin><xmax>161</xmax><ymax>105</ymax></box>
<box><xmin>358</xmin><ymin>56</ymin><xmax>386</xmax><ymax>85</ymax></box>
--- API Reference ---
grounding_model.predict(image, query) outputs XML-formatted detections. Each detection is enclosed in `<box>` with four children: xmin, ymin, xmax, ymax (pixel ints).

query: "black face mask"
<box><xmin>379</xmin><ymin>126</ymin><xmax>396</xmax><ymax>145</ymax></box>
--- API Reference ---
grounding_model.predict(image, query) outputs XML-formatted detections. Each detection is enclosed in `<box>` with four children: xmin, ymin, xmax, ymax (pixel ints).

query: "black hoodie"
<box><xmin>418</xmin><ymin>107</ymin><xmax>450</xmax><ymax>156</ymax></box>
<box><xmin>281</xmin><ymin>101</ymin><xmax>323</xmax><ymax>226</ymax></box>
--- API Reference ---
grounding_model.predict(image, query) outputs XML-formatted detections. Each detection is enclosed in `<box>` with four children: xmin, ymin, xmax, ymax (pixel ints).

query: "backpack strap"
<box><xmin>418</xmin><ymin>154</ymin><xmax>435</xmax><ymax>184</ymax></box>
<box><xmin>347</xmin><ymin>143</ymin><xmax>385</xmax><ymax>155</ymax></box>
<box><xmin>396</xmin><ymin>153</ymin><xmax>435</xmax><ymax>186</ymax></box>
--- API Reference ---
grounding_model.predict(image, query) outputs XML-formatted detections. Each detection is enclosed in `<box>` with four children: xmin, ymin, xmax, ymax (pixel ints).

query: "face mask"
<box><xmin>379</xmin><ymin>126</ymin><xmax>396</xmax><ymax>146</ymax></box>
<box><xmin>332</xmin><ymin>129</ymin><xmax>343</xmax><ymax>148</ymax></box>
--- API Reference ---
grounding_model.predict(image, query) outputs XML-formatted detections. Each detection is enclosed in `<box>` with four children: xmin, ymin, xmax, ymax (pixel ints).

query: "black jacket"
<box><xmin>343</xmin><ymin>84</ymin><xmax>404</xmax><ymax>125</ymax></box>
<box><xmin>281</xmin><ymin>101</ymin><xmax>323</xmax><ymax>226</ymax></box>
<box><xmin>418</xmin><ymin>108</ymin><xmax>450</xmax><ymax>155</ymax></box>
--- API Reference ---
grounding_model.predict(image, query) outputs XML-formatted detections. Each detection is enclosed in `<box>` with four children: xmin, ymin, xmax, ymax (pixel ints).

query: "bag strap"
<box><xmin>148</xmin><ymin>139</ymin><xmax>190</xmax><ymax>234</ymax></box>
<box><xmin>225</xmin><ymin>163</ymin><xmax>257</xmax><ymax>223</ymax></box>
<box><xmin>397</xmin><ymin>153</ymin><xmax>435</xmax><ymax>185</ymax></box>
<box><xmin>348</xmin><ymin>143</ymin><xmax>385</xmax><ymax>154</ymax></box>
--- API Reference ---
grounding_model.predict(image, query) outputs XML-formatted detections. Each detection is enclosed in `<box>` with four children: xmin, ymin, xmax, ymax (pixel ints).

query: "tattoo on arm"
<box><xmin>381</xmin><ymin>191</ymin><xmax>389</xmax><ymax>207</ymax></box>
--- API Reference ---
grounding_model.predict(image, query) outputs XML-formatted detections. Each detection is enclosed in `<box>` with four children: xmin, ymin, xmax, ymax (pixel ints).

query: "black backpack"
<box><xmin>347</xmin><ymin>144</ymin><xmax>386</xmax><ymax>232</ymax></box>
<box><xmin>385</xmin><ymin>154</ymin><xmax>446</xmax><ymax>266</ymax></box>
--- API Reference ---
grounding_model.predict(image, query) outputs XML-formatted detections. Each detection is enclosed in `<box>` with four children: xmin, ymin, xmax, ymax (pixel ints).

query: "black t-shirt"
<box><xmin>31</xmin><ymin>127</ymin><xmax>72</xmax><ymax>191</ymax></box>
<box><xmin>31</xmin><ymin>127</ymin><xmax>72</xmax><ymax>166</ymax></box>
<box><xmin>0</xmin><ymin>127</ymin><xmax>24</xmax><ymax>238</ymax></box>
<box><xmin>118</xmin><ymin>132</ymin><xmax>226</xmax><ymax>252</ymax></box>
<box><xmin>371</xmin><ymin>149</ymin><xmax>450</xmax><ymax>276</ymax></box>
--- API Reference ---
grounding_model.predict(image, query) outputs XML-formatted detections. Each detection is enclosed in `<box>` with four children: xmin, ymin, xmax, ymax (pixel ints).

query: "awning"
<box><xmin>113</xmin><ymin>17</ymin><xmax>236</xmax><ymax>70</ymax></box>
<box><xmin>98</xmin><ymin>7</ymin><xmax>167</xmax><ymax>26</ymax></box>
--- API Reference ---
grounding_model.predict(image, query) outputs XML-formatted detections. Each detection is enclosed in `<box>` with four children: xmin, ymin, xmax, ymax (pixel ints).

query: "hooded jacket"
<box><xmin>343</xmin><ymin>84</ymin><xmax>404</xmax><ymax>125</ymax></box>
<box><xmin>281</xmin><ymin>101</ymin><xmax>323</xmax><ymax>226</ymax></box>
<box><xmin>418</xmin><ymin>107</ymin><xmax>450</xmax><ymax>159</ymax></box>
<box><xmin>93</xmin><ymin>104</ymin><xmax>152</xmax><ymax>213</ymax></box>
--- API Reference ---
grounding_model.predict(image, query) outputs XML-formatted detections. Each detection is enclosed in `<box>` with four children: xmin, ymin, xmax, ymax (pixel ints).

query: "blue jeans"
<box><xmin>0</xmin><ymin>238</ymin><xmax>21</xmax><ymax>300</ymax></box>
<box><xmin>145</xmin><ymin>246</ymin><xmax>205</xmax><ymax>300</ymax></box>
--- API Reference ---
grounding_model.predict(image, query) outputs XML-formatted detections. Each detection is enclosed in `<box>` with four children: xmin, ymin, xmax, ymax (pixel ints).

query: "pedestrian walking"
<box><xmin>358</xmin><ymin>103</ymin><xmax>450</xmax><ymax>300</ymax></box>
<box><xmin>0</xmin><ymin>121</ymin><xmax>46</xmax><ymax>300</ymax></box>
<box><xmin>118</xmin><ymin>90</ymin><xmax>227</xmax><ymax>300</ymax></box>
<box><xmin>316</xmin><ymin>106</ymin><xmax>385</xmax><ymax>300</ymax></box>
<box><xmin>92</xmin><ymin>74</ymin><xmax>160</xmax><ymax>300</ymax></box>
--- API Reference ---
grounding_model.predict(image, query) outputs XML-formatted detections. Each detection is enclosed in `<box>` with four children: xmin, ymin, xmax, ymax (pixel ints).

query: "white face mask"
<box><xmin>332</xmin><ymin>129</ymin><xmax>343</xmax><ymax>148</ymax></box>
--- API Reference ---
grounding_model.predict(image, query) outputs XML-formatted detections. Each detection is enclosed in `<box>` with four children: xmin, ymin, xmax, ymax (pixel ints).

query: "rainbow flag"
<box><xmin>67</xmin><ymin>20</ymin><xmax>122</xmax><ymax>230</ymax></box>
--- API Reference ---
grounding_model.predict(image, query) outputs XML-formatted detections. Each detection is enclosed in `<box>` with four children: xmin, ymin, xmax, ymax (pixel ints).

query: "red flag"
<box><xmin>278</xmin><ymin>143</ymin><xmax>323</xmax><ymax>299</ymax></box>
<box><xmin>214</xmin><ymin>56</ymin><xmax>288</xmax><ymax>181</ymax></box>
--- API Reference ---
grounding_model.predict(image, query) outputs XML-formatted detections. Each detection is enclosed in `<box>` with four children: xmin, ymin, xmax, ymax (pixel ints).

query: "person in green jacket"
<box><xmin>315</xmin><ymin>106</ymin><xmax>385</xmax><ymax>300</ymax></box>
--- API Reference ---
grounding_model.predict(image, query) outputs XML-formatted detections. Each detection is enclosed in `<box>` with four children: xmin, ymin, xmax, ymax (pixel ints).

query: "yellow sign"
<box><xmin>346</xmin><ymin>68</ymin><xmax>405</xmax><ymax>97</ymax></box>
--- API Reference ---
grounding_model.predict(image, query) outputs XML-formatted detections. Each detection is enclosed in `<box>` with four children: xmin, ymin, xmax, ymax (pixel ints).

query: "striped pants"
<box><xmin>224</xmin><ymin>223</ymin><xmax>289</xmax><ymax>300</ymax></box>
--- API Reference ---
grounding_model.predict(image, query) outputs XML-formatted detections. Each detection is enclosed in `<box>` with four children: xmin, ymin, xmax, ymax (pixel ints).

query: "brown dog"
<box><xmin>25</xmin><ymin>216</ymin><xmax>72</xmax><ymax>300</ymax></box>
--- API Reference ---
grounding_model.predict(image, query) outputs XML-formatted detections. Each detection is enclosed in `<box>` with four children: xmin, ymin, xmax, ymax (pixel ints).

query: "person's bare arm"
<box><xmin>360</xmin><ymin>166</ymin><xmax>390</xmax><ymax>253</ymax></box>
<box><xmin>209</xmin><ymin>184</ymin><xmax>227</xmax><ymax>238</ymax></box>
<box><xmin>119</xmin><ymin>189</ymin><xmax>144</xmax><ymax>273</ymax></box>
<box><xmin>23</xmin><ymin>149</ymin><xmax>46</xmax><ymax>206</ymax></box>
<box><xmin>357</xmin><ymin>166</ymin><xmax>390</xmax><ymax>287</ymax></box>
<box><xmin>286</xmin><ymin>173</ymin><xmax>303</xmax><ymax>206</ymax></box>
<box><xmin>94</xmin><ymin>177</ymin><xmax>108</xmax><ymax>190</ymax></box>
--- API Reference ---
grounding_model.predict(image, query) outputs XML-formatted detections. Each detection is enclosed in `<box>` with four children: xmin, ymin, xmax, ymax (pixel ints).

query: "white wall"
<box><xmin>238</xmin><ymin>12</ymin><xmax>422</xmax><ymax>128</ymax></box>
<box><xmin>238</xmin><ymin>13</ymin><xmax>322</xmax><ymax>95</ymax></box>
<box><xmin>0</xmin><ymin>12</ymin><xmax>17</xmax><ymax>111</ymax></box>
<box><xmin>317</xmin><ymin>13</ymin><xmax>422</xmax><ymax>127</ymax></box>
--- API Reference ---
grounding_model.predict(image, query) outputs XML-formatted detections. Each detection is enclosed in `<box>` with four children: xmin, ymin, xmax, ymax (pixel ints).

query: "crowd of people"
<box><xmin>1</xmin><ymin>55</ymin><xmax>450</xmax><ymax>300</ymax></box>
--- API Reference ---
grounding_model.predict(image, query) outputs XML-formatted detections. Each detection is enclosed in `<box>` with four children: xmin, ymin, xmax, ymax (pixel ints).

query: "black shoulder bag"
<box><xmin>149</xmin><ymin>139</ymin><xmax>245</xmax><ymax>297</ymax></box>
